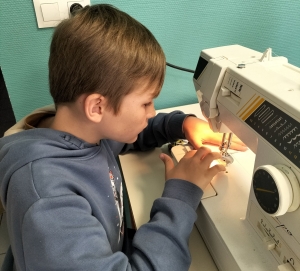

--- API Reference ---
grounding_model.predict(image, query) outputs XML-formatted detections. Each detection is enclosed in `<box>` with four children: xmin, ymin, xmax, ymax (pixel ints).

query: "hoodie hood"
<box><xmin>0</xmin><ymin>128</ymin><xmax>99</xmax><ymax>209</ymax></box>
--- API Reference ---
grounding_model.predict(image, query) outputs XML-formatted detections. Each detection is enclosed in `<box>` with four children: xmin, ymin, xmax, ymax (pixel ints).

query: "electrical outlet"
<box><xmin>32</xmin><ymin>0</ymin><xmax>91</xmax><ymax>28</ymax></box>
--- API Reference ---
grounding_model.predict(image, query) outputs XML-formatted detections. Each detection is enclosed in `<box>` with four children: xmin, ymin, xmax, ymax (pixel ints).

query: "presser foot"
<box><xmin>218</xmin><ymin>153</ymin><xmax>234</xmax><ymax>166</ymax></box>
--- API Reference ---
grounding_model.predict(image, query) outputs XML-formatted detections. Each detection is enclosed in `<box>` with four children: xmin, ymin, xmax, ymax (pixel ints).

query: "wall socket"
<box><xmin>32</xmin><ymin>0</ymin><xmax>91</xmax><ymax>28</ymax></box>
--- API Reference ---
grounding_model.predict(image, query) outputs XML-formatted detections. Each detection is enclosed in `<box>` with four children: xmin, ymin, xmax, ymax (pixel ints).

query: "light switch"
<box><xmin>32</xmin><ymin>0</ymin><xmax>91</xmax><ymax>28</ymax></box>
<box><xmin>41</xmin><ymin>3</ymin><xmax>60</xmax><ymax>22</ymax></box>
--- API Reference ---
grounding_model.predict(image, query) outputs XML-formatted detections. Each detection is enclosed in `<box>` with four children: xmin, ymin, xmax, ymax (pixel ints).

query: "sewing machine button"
<box><xmin>221</xmin><ymin>87</ymin><xmax>230</xmax><ymax>97</ymax></box>
<box><xmin>262</xmin><ymin>236</ymin><xmax>275</xmax><ymax>251</ymax></box>
<box><xmin>276</xmin><ymin>263</ymin><xmax>294</xmax><ymax>271</ymax></box>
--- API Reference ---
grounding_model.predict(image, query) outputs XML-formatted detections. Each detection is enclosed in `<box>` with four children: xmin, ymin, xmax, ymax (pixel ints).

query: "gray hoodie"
<box><xmin>0</xmin><ymin>110</ymin><xmax>203</xmax><ymax>271</ymax></box>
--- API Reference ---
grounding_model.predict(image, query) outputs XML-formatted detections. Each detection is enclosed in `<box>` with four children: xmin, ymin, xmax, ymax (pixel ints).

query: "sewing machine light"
<box><xmin>253</xmin><ymin>165</ymin><xmax>300</xmax><ymax>217</ymax></box>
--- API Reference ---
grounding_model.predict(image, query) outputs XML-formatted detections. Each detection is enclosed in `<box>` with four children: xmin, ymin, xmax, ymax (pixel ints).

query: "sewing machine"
<box><xmin>172</xmin><ymin>45</ymin><xmax>300</xmax><ymax>270</ymax></box>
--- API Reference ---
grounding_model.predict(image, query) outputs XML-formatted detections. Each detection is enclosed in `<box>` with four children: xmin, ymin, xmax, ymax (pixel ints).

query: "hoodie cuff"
<box><xmin>162</xmin><ymin>179</ymin><xmax>203</xmax><ymax>210</ymax></box>
<box><xmin>168</xmin><ymin>112</ymin><xmax>196</xmax><ymax>140</ymax></box>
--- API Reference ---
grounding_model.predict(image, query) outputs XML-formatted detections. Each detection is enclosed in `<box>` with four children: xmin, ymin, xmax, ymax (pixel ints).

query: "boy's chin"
<box><xmin>124</xmin><ymin>135</ymin><xmax>138</xmax><ymax>144</ymax></box>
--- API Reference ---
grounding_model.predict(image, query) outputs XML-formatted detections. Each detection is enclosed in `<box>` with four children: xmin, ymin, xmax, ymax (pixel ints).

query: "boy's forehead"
<box><xmin>133</xmin><ymin>79</ymin><xmax>160</xmax><ymax>97</ymax></box>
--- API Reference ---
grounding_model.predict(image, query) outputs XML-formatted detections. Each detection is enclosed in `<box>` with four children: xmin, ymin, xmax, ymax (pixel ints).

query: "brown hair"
<box><xmin>49</xmin><ymin>4</ymin><xmax>166</xmax><ymax>113</ymax></box>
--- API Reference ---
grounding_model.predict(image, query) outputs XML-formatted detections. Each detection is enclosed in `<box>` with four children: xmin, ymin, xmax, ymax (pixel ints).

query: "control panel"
<box><xmin>249</xmin><ymin>202</ymin><xmax>300</xmax><ymax>270</ymax></box>
<box><xmin>245</xmin><ymin>100</ymin><xmax>300</xmax><ymax>168</ymax></box>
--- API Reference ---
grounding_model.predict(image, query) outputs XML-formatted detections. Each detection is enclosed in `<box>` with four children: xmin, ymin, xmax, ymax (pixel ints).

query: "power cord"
<box><xmin>166</xmin><ymin>62</ymin><xmax>195</xmax><ymax>74</ymax></box>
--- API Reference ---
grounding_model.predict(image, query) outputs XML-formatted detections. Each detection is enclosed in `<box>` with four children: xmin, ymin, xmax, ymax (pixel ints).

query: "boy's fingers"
<box><xmin>188</xmin><ymin>138</ymin><xmax>203</xmax><ymax>150</ymax></box>
<box><xmin>183</xmin><ymin>147</ymin><xmax>222</xmax><ymax>168</ymax></box>
<box><xmin>159</xmin><ymin>153</ymin><xmax>175</xmax><ymax>178</ymax></box>
<box><xmin>192</xmin><ymin>146</ymin><xmax>212</xmax><ymax>160</ymax></box>
<box><xmin>201</xmin><ymin>151</ymin><xmax>223</xmax><ymax>168</ymax></box>
<box><xmin>208</xmin><ymin>164</ymin><xmax>226</xmax><ymax>178</ymax></box>
<box><xmin>229</xmin><ymin>141</ymin><xmax>248</xmax><ymax>152</ymax></box>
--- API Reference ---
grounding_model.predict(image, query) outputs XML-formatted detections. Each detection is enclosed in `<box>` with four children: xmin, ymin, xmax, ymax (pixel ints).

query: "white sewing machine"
<box><xmin>172</xmin><ymin>45</ymin><xmax>300</xmax><ymax>270</ymax></box>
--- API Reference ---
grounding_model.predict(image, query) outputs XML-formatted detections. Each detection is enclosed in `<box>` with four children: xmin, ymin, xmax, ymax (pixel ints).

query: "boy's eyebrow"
<box><xmin>148</xmin><ymin>86</ymin><xmax>161</xmax><ymax>98</ymax></box>
<box><xmin>149</xmin><ymin>92</ymin><xmax>158</xmax><ymax>99</ymax></box>
<box><xmin>150</xmin><ymin>92</ymin><xmax>157</xmax><ymax>98</ymax></box>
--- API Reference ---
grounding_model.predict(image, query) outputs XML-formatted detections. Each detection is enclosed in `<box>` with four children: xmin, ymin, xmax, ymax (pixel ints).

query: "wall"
<box><xmin>1</xmin><ymin>0</ymin><xmax>299</xmax><ymax>121</ymax></box>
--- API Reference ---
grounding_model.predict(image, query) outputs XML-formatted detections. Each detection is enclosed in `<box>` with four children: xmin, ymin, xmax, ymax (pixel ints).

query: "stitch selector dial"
<box><xmin>252</xmin><ymin>165</ymin><xmax>300</xmax><ymax>216</ymax></box>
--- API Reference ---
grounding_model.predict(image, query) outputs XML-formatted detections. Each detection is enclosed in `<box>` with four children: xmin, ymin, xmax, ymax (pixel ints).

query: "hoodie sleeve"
<box><xmin>117</xmin><ymin>110</ymin><xmax>194</xmax><ymax>155</ymax></box>
<box><xmin>18</xmin><ymin>180</ymin><xmax>202</xmax><ymax>271</ymax></box>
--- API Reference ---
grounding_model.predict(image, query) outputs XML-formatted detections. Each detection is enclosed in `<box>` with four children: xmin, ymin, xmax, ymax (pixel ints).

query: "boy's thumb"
<box><xmin>159</xmin><ymin>153</ymin><xmax>174</xmax><ymax>178</ymax></box>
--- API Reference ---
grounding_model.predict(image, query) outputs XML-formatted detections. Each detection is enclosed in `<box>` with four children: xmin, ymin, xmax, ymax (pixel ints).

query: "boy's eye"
<box><xmin>144</xmin><ymin>102</ymin><xmax>152</xmax><ymax>107</ymax></box>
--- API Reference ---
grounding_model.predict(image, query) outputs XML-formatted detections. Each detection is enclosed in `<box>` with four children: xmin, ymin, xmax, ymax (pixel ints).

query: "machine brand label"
<box><xmin>244</xmin><ymin>100</ymin><xmax>300</xmax><ymax>169</ymax></box>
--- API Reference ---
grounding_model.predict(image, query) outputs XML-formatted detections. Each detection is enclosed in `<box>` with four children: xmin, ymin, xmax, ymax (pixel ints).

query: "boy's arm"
<box><xmin>120</xmin><ymin>110</ymin><xmax>192</xmax><ymax>154</ymax></box>
<box><xmin>130</xmin><ymin>179</ymin><xmax>202</xmax><ymax>270</ymax></box>
<box><xmin>118</xmin><ymin>110</ymin><xmax>247</xmax><ymax>154</ymax></box>
<box><xmin>18</xmin><ymin>177</ymin><xmax>201</xmax><ymax>271</ymax></box>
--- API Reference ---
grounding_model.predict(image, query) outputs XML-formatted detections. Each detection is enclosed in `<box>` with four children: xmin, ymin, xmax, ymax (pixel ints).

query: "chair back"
<box><xmin>0</xmin><ymin>67</ymin><xmax>16</xmax><ymax>138</ymax></box>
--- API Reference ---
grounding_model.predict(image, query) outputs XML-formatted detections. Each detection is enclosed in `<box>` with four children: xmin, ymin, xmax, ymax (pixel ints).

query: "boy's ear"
<box><xmin>84</xmin><ymin>93</ymin><xmax>107</xmax><ymax>123</ymax></box>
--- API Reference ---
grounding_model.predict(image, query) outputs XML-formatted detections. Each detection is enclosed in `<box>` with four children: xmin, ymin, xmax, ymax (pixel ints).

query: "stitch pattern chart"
<box><xmin>245</xmin><ymin>100</ymin><xmax>300</xmax><ymax>168</ymax></box>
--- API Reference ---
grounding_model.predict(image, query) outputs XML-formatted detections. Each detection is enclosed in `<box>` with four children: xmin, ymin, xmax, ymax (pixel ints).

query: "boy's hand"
<box><xmin>160</xmin><ymin>147</ymin><xmax>226</xmax><ymax>191</ymax></box>
<box><xmin>182</xmin><ymin>116</ymin><xmax>247</xmax><ymax>151</ymax></box>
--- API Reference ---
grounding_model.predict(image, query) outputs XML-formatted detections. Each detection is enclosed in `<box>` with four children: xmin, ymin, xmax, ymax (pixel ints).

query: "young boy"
<box><xmin>0</xmin><ymin>4</ymin><xmax>243</xmax><ymax>271</ymax></box>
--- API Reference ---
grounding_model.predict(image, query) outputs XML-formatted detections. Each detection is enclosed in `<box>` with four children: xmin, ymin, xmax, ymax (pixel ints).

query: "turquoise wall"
<box><xmin>1</xmin><ymin>0</ymin><xmax>300</xmax><ymax>121</ymax></box>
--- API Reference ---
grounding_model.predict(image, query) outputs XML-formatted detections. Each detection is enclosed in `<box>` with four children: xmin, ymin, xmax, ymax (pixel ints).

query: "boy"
<box><xmin>0</xmin><ymin>4</ymin><xmax>243</xmax><ymax>271</ymax></box>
